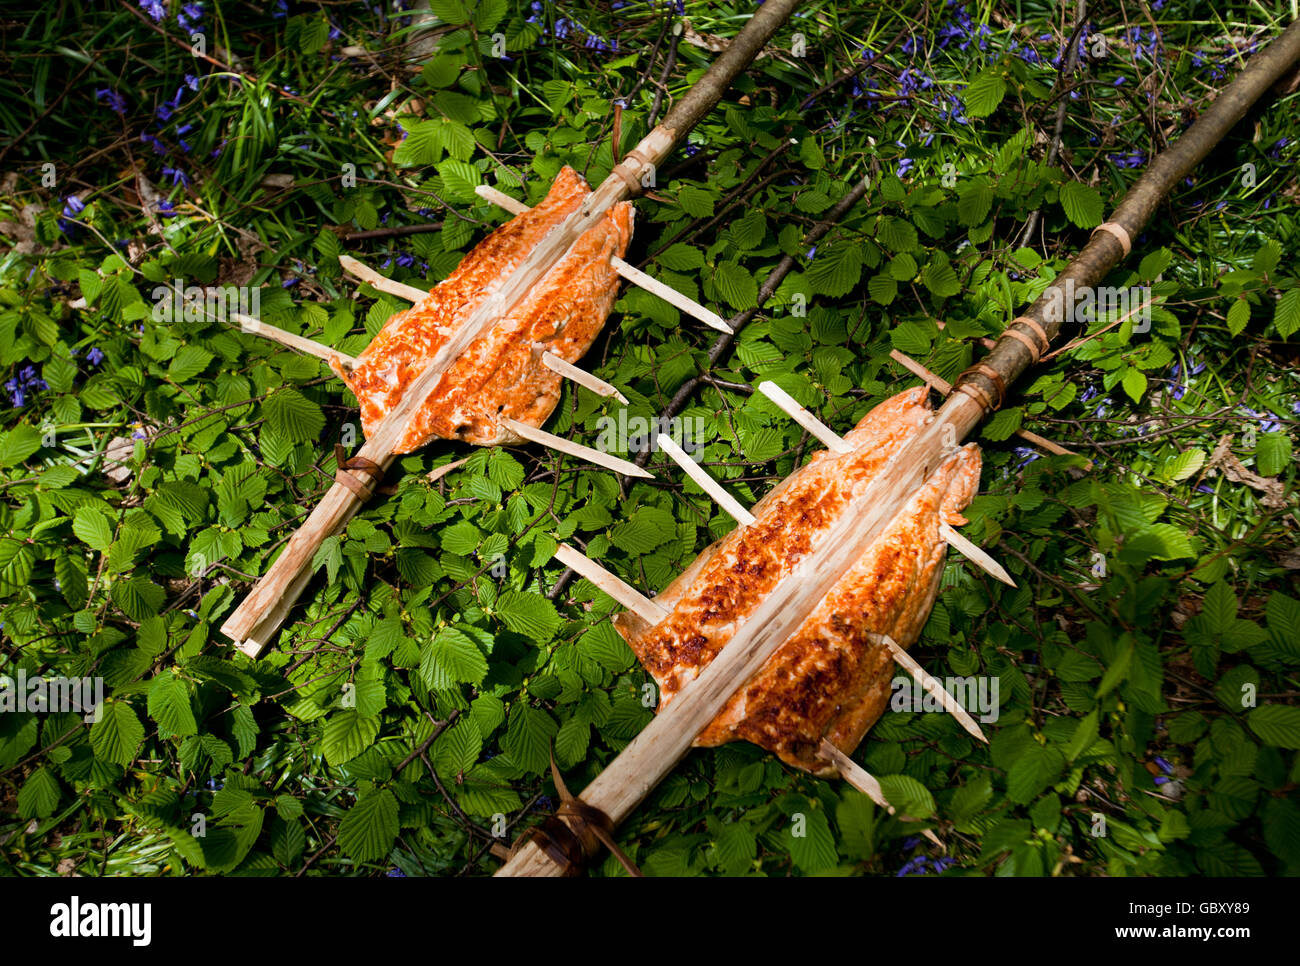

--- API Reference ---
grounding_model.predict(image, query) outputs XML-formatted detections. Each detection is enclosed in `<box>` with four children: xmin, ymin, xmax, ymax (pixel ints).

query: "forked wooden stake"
<box><xmin>540</xmin><ymin>352</ymin><xmax>629</xmax><ymax>404</ymax></box>
<box><xmin>553</xmin><ymin>543</ymin><xmax>669</xmax><ymax>624</ymax></box>
<box><xmin>876</xmin><ymin>633</ymin><xmax>989</xmax><ymax>744</ymax></box>
<box><xmin>501</xmin><ymin>417</ymin><xmax>654</xmax><ymax>479</ymax></box>
<box><xmin>655</xmin><ymin>433</ymin><xmax>756</xmax><ymax>527</ymax></box>
<box><xmin>756</xmin><ymin>380</ymin><xmax>852</xmax><ymax>453</ymax></box>
<box><xmin>233</xmin><ymin>312</ymin><xmax>356</xmax><ymax>368</ymax></box>
<box><xmin>939</xmin><ymin>522</ymin><xmax>1017</xmax><ymax>588</ymax></box>
<box><xmin>475</xmin><ymin>184</ymin><xmax>734</xmax><ymax>334</ymax></box>
<box><xmin>339</xmin><ymin>254</ymin><xmax>429</xmax><ymax>303</ymax></box>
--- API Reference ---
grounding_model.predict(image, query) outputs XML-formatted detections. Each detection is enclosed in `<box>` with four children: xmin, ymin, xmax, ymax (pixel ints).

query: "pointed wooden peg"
<box><xmin>554</xmin><ymin>543</ymin><xmax>670</xmax><ymax>624</ymax></box>
<box><xmin>757</xmin><ymin>381</ymin><xmax>852</xmax><ymax>454</ymax></box>
<box><xmin>541</xmin><ymin>352</ymin><xmax>629</xmax><ymax>404</ymax></box>
<box><xmin>501</xmin><ymin>417</ymin><xmax>654</xmax><ymax>479</ymax></box>
<box><xmin>939</xmin><ymin>523</ymin><xmax>1017</xmax><ymax>588</ymax></box>
<box><xmin>655</xmin><ymin>433</ymin><xmax>756</xmax><ymax>527</ymax></box>
<box><xmin>876</xmin><ymin>634</ymin><xmax>989</xmax><ymax>744</ymax></box>
<box><xmin>339</xmin><ymin>254</ymin><xmax>429</xmax><ymax>304</ymax></box>
<box><xmin>473</xmin><ymin>185</ymin><xmax>732</xmax><ymax>334</ymax></box>
<box><xmin>233</xmin><ymin>312</ymin><xmax>356</xmax><ymax>369</ymax></box>
<box><xmin>819</xmin><ymin>739</ymin><xmax>944</xmax><ymax>848</ymax></box>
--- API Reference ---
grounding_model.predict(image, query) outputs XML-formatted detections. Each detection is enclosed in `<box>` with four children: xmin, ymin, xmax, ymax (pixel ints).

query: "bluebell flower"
<box><xmin>162</xmin><ymin>166</ymin><xmax>191</xmax><ymax>188</ymax></box>
<box><xmin>386</xmin><ymin>868</ymin><xmax>407</xmax><ymax>877</ymax></box>
<box><xmin>141</xmin><ymin>132</ymin><xmax>167</xmax><ymax>155</ymax></box>
<box><xmin>96</xmin><ymin>88</ymin><xmax>128</xmax><ymax>114</ymax></box>
<box><xmin>139</xmin><ymin>0</ymin><xmax>166</xmax><ymax>22</ymax></box>
<box><xmin>157</xmin><ymin>199</ymin><xmax>177</xmax><ymax>218</ymax></box>
<box><xmin>87</xmin><ymin>347</ymin><xmax>105</xmax><ymax>366</ymax></box>
<box><xmin>1155</xmin><ymin>756</ymin><xmax>1172</xmax><ymax>774</ymax></box>
<box><xmin>806</xmin><ymin>246</ymin><xmax>817</xmax><ymax>259</ymax></box>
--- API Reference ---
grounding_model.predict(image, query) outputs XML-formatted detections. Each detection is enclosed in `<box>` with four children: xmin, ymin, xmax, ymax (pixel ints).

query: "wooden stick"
<box><xmin>540</xmin><ymin>352</ymin><xmax>629</xmax><ymax>404</ymax></box>
<box><xmin>474</xmin><ymin>183</ymin><xmax>529</xmax><ymax>216</ymax></box>
<box><xmin>876</xmin><ymin>634</ymin><xmax>989</xmax><ymax>744</ymax></box>
<box><xmin>655</xmin><ymin>433</ymin><xmax>756</xmax><ymax>527</ymax></box>
<box><xmin>233</xmin><ymin>312</ymin><xmax>356</xmax><ymax>368</ymax></box>
<box><xmin>338</xmin><ymin>254</ymin><xmax>429</xmax><ymax>303</ymax></box>
<box><xmin>502</xmin><ymin>418</ymin><xmax>654</xmax><ymax>479</ymax></box>
<box><xmin>553</xmin><ymin>543</ymin><xmax>669</xmax><ymax>624</ymax></box>
<box><xmin>475</xmin><ymin>184</ymin><xmax>734</xmax><ymax>334</ymax></box>
<box><xmin>818</xmin><ymin>739</ymin><xmax>944</xmax><ymax>848</ymax></box>
<box><xmin>939</xmin><ymin>523</ymin><xmax>1017</xmax><ymax>588</ymax></box>
<box><xmin>610</xmin><ymin>257</ymin><xmax>733</xmax><ymax>333</ymax></box>
<box><xmin>497</xmin><ymin>21</ymin><xmax>1300</xmax><ymax>876</ymax></box>
<box><xmin>756</xmin><ymin>380</ymin><xmax>852</xmax><ymax>453</ymax></box>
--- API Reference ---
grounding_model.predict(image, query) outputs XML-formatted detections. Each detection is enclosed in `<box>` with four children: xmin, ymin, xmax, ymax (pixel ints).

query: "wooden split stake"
<box><xmin>888</xmin><ymin>349</ymin><xmax>1090</xmax><ymax>466</ymax></box>
<box><xmin>876</xmin><ymin>633</ymin><xmax>989</xmax><ymax>744</ymax></box>
<box><xmin>655</xmin><ymin>433</ymin><xmax>756</xmax><ymax>527</ymax></box>
<box><xmin>818</xmin><ymin>739</ymin><xmax>944</xmax><ymax>848</ymax></box>
<box><xmin>553</xmin><ymin>543</ymin><xmax>670</xmax><ymax>624</ymax></box>
<box><xmin>475</xmin><ymin>184</ymin><xmax>734</xmax><ymax>334</ymax></box>
<box><xmin>939</xmin><ymin>522</ymin><xmax>1016</xmax><ymax>588</ymax></box>
<box><xmin>540</xmin><ymin>352</ymin><xmax>629</xmax><ymax>404</ymax></box>
<box><xmin>233</xmin><ymin>312</ymin><xmax>356</xmax><ymax>369</ymax></box>
<box><xmin>756</xmin><ymin>380</ymin><xmax>852</xmax><ymax>454</ymax></box>
<box><xmin>338</xmin><ymin>254</ymin><xmax>429</xmax><ymax>303</ymax></box>
<box><xmin>501</xmin><ymin>417</ymin><xmax>654</xmax><ymax>479</ymax></box>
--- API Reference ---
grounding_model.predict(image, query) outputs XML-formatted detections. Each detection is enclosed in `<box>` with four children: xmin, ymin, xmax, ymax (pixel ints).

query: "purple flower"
<box><xmin>1155</xmin><ymin>756</ymin><xmax>1172</xmax><ymax>774</ymax></box>
<box><xmin>1154</xmin><ymin>775</ymin><xmax>1170</xmax><ymax>786</ymax></box>
<box><xmin>157</xmin><ymin>199</ymin><xmax>177</xmax><ymax>218</ymax></box>
<box><xmin>386</xmin><ymin>868</ymin><xmax>407</xmax><ymax>877</ymax></box>
<box><xmin>86</xmin><ymin>347</ymin><xmax>105</xmax><ymax>366</ymax></box>
<box><xmin>806</xmin><ymin>246</ymin><xmax>817</xmax><ymax>260</ymax></box>
<box><xmin>140</xmin><ymin>132</ymin><xmax>167</xmax><ymax>155</ymax></box>
<box><xmin>162</xmin><ymin>166</ymin><xmax>191</xmax><ymax>188</ymax></box>
<box><xmin>62</xmin><ymin>196</ymin><xmax>85</xmax><ymax>217</ymax></box>
<box><xmin>138</xmin><ymin>0</ymin><xmax>166</xmax><ymax>22</ymax></box>
<box><xmin>96</xmin><ymin>88</ymin><xmax>128</xmax><ymax>114</ymax></box>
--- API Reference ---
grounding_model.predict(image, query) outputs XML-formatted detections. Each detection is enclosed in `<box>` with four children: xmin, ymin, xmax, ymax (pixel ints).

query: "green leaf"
<box><xmin>148</xmin><ymin>671</ymin><xmax>198</xmax><ymax>739</ymax></box>
<box><xmin>921</xmin><ymin>253</ymin><xmax>961</xmax><ymax>298</ymax></box>
<box><xmin>878</xmin><ymin>774</ymin><xmax>936</xmax><ymax>818</ymax></box>
<box><xmin>964</xmin><ymin>69</ymin><xmax>1007</xmax><ymax>118</ymax></box>
<box><xmin>495</xmin><ymin>590</ymin><xmax>561</xmax><ymax>642</ymax></box>
<box><xmin>1059</xmin><ymin>181</ymin><xmax>1104</xmax><ymax>229</ymax></box>
<box><xmin>1121</xmin><ymin>367</ymin><xmax>1147</xmax><ymax>402</ymax></box>
<box><xmin>1256</xmin><ymin>432</ymin><xmax>1291</xmax><ymax>477</ymax></box>
<box><xmin>427</xmin><ymin>0</ymin><xmax>469</xmax><ymax>23</ymax></box>
<box><xmin>502</xmin><ymin>703</ymin><xmax>558</xmax><ymax>774</ymax></box>
<box><xmin>419</xmin><ymin>625</ymin><xmax>489</xmax><ymax>689</ymax></box>
<box><xmin>1248</xmin><ymin>706</ymin><xmax>1300</xmax><ymax>749</ymax></box>
<box><xmin>337</xmin><ymin>788</ymin><xmax>399</xmax><ymax>863</ymax></box>
<box><xmin>1227</xmin><ymin>298</ymin><xmax>1250</xmax><ymax>336</ymax></box>
<box><xmin>91</xmin><ymin>701</ymin><xmax>145</xmax><ymax>766</ymax></box>
<box><xmin>17</xmin><ymin>767</ymin><xmax>61</xmax><ymax>819</ymax></box>
<box><xmin>0</xmin><ymin>424</ymin><xmax>42</xmax><ymax>467</ymax></box>
<box><xmin>264</xmin><ymin>389</ymin><xmax>325</xmax><ymax>443</ymax></box>
<box><xmin>1275</xmin><ymin>287</ymin><xmax>1300</xmax><ymax>339</ymax></box>
<box><xmin>786</xmin><ymin>806</ymin><xmax>838</xmax><ymax>872</ymax></box>
<box><xmin>0</xmin><ymin>539</ymin><xmax>35</xmax><ymax>595</ymax></box>
<box><xmin>712</xmin><ymin>260</ymin><xmax>758</xmax><ymax>311</ymax></box>
<box><xmin>322</xmin><ymin>710</ymin><xmax>381</xmax><ymax>766</ymax></box>
<box><xmin>1160</xmin><ymin>448</ymin><xmax>1205</xmax><ymax>483</ymax></box>
<box><xmin>806</xmin><ymin>242</ymin><xmax>864</xmax><ymax>298</ymax></box>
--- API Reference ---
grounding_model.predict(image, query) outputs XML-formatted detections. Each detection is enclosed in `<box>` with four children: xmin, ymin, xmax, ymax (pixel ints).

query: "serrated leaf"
<box><xmin>1248</xmin><ymin>705</ymin><xmax>1300</xmax><ymax>749</ymax></box>
<box><xmin>712</xmin><ymin>260</ymin><xmax>758</xmax><ymax>311</ymax></box>
<box><xmin>495</xmin><ymin>590</ymin><xmax>561</xmax><ymax>642</ymax></box>
<box><xmin>337</xmin><ymin>788</ymin><xmax>399</xmax><ymax>863</ymax></box>
<box><xmin>419</xmin><ymin>625</ymin><xmax>489</xmax><ymax>689</ymax></box>
<box><xmin>502</xmin><ymin>703</ymin><xmax>557</xmax><ymax>775</ymax></box>
<box><xmin>148</xmin><ymin>671</ymin><xmax>198</xmax><ymax>739</ymax></box>
<box><xmin>1059</xmin><ymin>182</ymin><xmax>1103</xmax><ymax>229</ymax></box>
<box><xmin>264</xmin><ymin>389</ymin><xmax>325</xmax><ymax>443</ymax></box>
<box><xmin>878</xmin><ymin>774</ymin><xmax>936</xmax><ymax>819</ymax></box>
<box><xmin>964</xmin><ymin>69</ymin><xmax>1007</xmax><ymax>118</ymax></box>
<box><xmin>322</xmin><ymin>710</ymin><xmax>381</xmax><ymax>766</ymax></box>
<box><xmin>91</xmin><ymin>701</ymin><xmax>144</xmax><ymax>766</ymax></box>
<box><xmin>17</xmin><ymin>767</ymin><xmax>61</xmax><ymax>819</ymax></box>
<box><xmin>1275</xmin><ymin>287</ymin><xmax>1300</xmax><ymax>339</ymax></box>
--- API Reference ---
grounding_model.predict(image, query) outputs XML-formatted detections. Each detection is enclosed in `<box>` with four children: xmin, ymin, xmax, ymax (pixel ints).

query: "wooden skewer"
<box><xmin>757</xmin><ymin>381</ymin><xmax>852</xmax><ymax>454</ymax></box>
<box><xmin>338</xmin><ymin>254</ymin><xmax>429</xmax><ymax>304</ymax></box>
<box><xmin>939</xmin><ymin>522</ymin><xmax>1017</xmax><ymax>588</ymax></box>
<box><xmin>553</xmin><ymin>543</ymin><xmax>670</xmax><ymax>624</ymax></box>
<box><xmin>233</xmin><ymin>312</ymin><xmax>356</xmax><ymax>369</ymax></box>
<box><xmin>540</xmin><ymin>352</ymin><xmax>629</xmax><ymax>404</ymax></box>
<box><xmin>501</xmin><ymin>417</ymin><xmax>654</xmax><ymax>479</ymax></box>
<box><xmin>876</xmin><ymin>633</ymin><xmax>989</xmax><ymax>744</ymax></box>
<box><xmin>889</xmin><ymin>349</ymin><xmax>1090</xmax><ymax>466</ymax></box>
<box><xmin>818</xmin><ymin>739</ymin><xmax>944</xmax><ymax>848</ymax></box>
<box><xmin>475</xmin><ymin>184</ymin><xmax>734</xmax><ymax>334</ymax></box>
<box><xmin>655</xmin><ymin>433</ymin><xmax>756</xmax><ymax>527</ymax></box>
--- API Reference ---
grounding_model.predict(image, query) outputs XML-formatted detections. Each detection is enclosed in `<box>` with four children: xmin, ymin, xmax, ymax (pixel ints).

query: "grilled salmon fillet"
<box><xmin>331</xmin><ymin>166</ymin><xmax>634</xmax><ymax>451</ymax></box>
<box><xmin>613</xmin><ymin>387</ymin><xmax>982</xmax><ymax>775</ymax></box>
